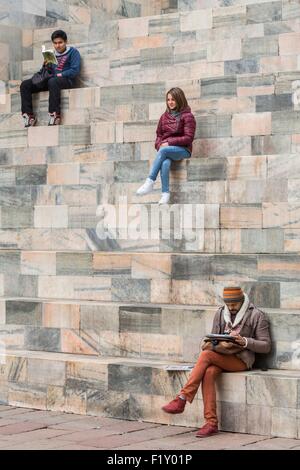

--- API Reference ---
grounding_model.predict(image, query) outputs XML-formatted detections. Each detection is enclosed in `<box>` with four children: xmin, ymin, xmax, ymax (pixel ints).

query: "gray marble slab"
<box><xmin>6</xmin><ymin>300</ymin><xmax>42</xmax><ymax>326</ymax></box>
<box><xmin>24</xmin><ymin>326</ymin><xmax>61</xmax><ymax>352</ymax></box>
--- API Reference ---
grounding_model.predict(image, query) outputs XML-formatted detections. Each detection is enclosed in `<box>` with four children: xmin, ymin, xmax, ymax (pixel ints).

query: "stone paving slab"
<box><xmin>77</xmin><ymin>425</ymin><xmax>194</xmax><ymax>449</ymax></box>
<box><xmin>6</xmin><ymin>410</ymin><xmax>91</xmax><ymax>426</ymax></box>
<box><xmin>0</xmin><ymin>406</ymin><xmax>14</xmax><ymax>411</ymax></box>
<box><xmin>0</xmin><ymin>405</ymin><xmax>299</xmax><ymax>450</ymax></box>
<box><xmin>0</xmin><ymin>439</ymin><xmax>81</xmax><ymax>450</ymax></box>
<box><xmin>52</xmin><ymin>424</ymin><xmax>164</xmax><ymax>445</ymax></box>
<box><xmin>115</xmin><ymin>432</ymin><xmax>269</xmax><ymax>450</ymax></box>
<box><xmin>49</xmin><ymin>420</ymin><xmax>159</xmax><ymax>436</ymax></box>
<box><xmin>0</xmin><ymin>419</ymin><xmax>19</xmax><ymax>428</ymax></box>
<box><xmin>0</xmin><ymin>408</ymin><xmax>36</xmax><ymax>417</ymax></box>
<box><xmin>237</xmin><ymin>438</ymin><xmax>300</xmax><ymax>450</ymax></box>
<box><xmin>46</xmin><ymin>416</ymin><xmax>129</xmax><ymax>431</ymax></box>
<box><xmin>0</xmin><ymin>421</ymin><xmax>47</xmax><ymax>435</ymax></box>
<box><xmin>0</xmin><ymin>427</ymin><xmax>75</xmax><ymax>447</ymax></box>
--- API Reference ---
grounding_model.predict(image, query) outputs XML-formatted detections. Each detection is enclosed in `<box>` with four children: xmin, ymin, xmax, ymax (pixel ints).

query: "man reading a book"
<box><xmin>20</xmin><ymin>30</ymin><xmax>81</xmax><ymax>127</ymax></box>
<box><xmin>162</xmin><ymin>287</ymin><xmax>271</xmax><ymax>438</ymax></box>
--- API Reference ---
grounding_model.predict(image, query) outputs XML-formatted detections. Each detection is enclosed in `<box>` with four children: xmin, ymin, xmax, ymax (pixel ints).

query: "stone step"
<box><xmin>21</xmin><ymin>49</ymin><xmax>299</xmax><ymax>89</ymax></box>
<box><xmin>25</xmin><ymin>0</ymin><xmax>177</xmax><ymax>42</ymax></box>
<box><xmin>2</xmin><ymin>2</ymin><xmax>207</xmax><ymax>88</ymax></box>
<box><xmin>0</xmin><ymin>225</ymin><xmax>296</xmax><ymax>254</ymax></box>
<box><xmin>0</xmin><ymin>97</ymin><xmax>300</xmax><ymax>143</ymax></box>
<box><xmin>30</xmin><ymin>3</ymin><xmax>295</xmax><ymax>61</ymax></box>
<box><xmin>8</xmin><ymin>11</ymin><xmax>299</xmax><ymax>90</ymax></box>
<box><xmin>0</xmin><ymin>206</ymin><xmax>265</xmax><ymax>244</ymax></box>
<box><xmin>26</xmin><ymin>8</ymin><xmax>229</xmax><ymax>54</ymax></box>
<box><xmin>0</xmin><ymin>125</ymin><xmax>90</xmax><ymax>149</ymax></box>
<box><xmin>0</xmin><ymin>92</ymin><xmax>293</xmax><ymax>131</ymax></box>
<box><xmin>0</xmin><ymin>120</ymin><xmax>168</xmax><ymax>149</ymax></box>
<box><xmin>0</xmin><ymin>107</ymin><xmax>297</xmax><ymax>149</ymax></box>
<box><xmin>0</xmin><ymin>153</ymin><xmax>283</xmax><ymax>184</ymax></box>
<box><xmin>83</xmin><ymin>32</ymin><xmax>298</xmax><ymax>87</ymax></box>
<box><xmin>1</xmin><ymin>251</ymin><xmax>300</xmax><ymax>307</ymax></box>
<box><xmin>20</xmin><ymin>8</ymin><xmax>300</xmax><ymax>90</ymax></box>
<box><xmin>4</xmin><ymin>2</ymin><xmax>300</xmax><ymax>90</ymax></box>
<box><xmin>0</xmin><ymin>182</ymin><xmax>291</xmax><ymax>234</ymax></box>
<box><xmin>0</xmin><ymin>298</ymin><xmax>299</xmax><ymax>371</ymax></box>
<box><xmin>5</xmin><ymin>1</ymin><xmax>177</xmax><ymax>32</ymax></box>
<box><xmin>0</xmin><ymin>349</ymin><xmax>299</xmax><ymax>437</ymax></box>
<box><xmin>0</xmin><ymin>132</ymin><xmax>293</xmax><ymax>170</ymax></box>
<box><xmin>1</xmin><ymin>76</ymin><xmax>295</xmax><ymax>145</ymax></box>
<box><xmin>2</xmin><ymin>74</ymin><xmax>295</xmax><ymax>119</ymax></box>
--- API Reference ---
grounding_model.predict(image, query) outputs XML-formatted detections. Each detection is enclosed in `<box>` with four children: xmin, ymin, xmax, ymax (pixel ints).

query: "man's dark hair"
<box><xmin>51</xmin><ymin>30</ymin><xmax>67</xmax><ymax>42</ymax></box>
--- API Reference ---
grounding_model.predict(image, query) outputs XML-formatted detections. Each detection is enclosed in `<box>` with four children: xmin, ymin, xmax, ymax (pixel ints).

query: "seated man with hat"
<box><xmin>162</xmin><ymin>287</ymin><xmax>271</xmax><ymax>438</ymax></box>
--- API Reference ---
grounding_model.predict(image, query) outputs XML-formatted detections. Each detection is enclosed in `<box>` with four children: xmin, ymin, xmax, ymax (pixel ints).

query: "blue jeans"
<box><xmin>149</xmin><ymin>146</ymin><xmax>191</xmax><ymax>193</ymax></box>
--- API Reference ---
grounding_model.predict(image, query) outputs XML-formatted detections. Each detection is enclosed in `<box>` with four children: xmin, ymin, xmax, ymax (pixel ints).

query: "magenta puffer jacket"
<box><xmin>155</xmin><ymin>106</ymin><xmax>196</xmax><ymax>154</ymax></box>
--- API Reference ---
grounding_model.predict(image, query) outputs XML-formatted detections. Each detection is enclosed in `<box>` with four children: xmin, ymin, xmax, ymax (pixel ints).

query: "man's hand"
<box><xmin>201</xmin><ymin>341</ymin><xmax>212</xmax><ymax>351</ymax></box>
<box><xmin>57</xmin><ymin>73</ymin><xmax>62</xmax><ymax>77</ymax></box>
<box><xmin>160</xmin><ymin>142</ymin><xmax>168</xmax><ymax>148</ymax></box>
<box><xmin>233</xmin><ymin>335</ymin><xmax>247</xmax><ymax>347</ymax></box>
<box><xmin>219</xmin><ymin>341</ymin><xmax>235</xmax><ymax>349</ymax></box>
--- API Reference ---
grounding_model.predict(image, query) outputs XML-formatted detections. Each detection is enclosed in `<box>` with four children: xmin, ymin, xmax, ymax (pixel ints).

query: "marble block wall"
<box><xmin>0</xmin><ymin>352</ymin><xmax>299</xmax><ymax>438</ymax></box>
<box><xmin>1</xmin><ymin>2</ymin><xmax>300</xmax><ymax>429</ymax></box>
<box><xmin>1</xmin><ymin>298</ymin><xmax>299</xmax><ymax>371</ymax></box>
<box><xmin>1</xmin><ymin>2</ymin><xmax>300</xmax><ymax>358</ymax></box>
<box><xmin>0</xmin><ymin>0</ymin><xmax>175</xmax><ymax>92</ymax></box>
<box><xmin>0</xmin><ymin>0</ymin><xmax>171</xmax><ymax>27</ymax></box>
<box><xmin>0</xmin><ymin>1</ymin><xmax>300</xmax><ymax>311</ymax></box>
<box><xmin>0</xmin><ymin>18</ymin><xmax>22</xmax><ymax>84</ymax></box>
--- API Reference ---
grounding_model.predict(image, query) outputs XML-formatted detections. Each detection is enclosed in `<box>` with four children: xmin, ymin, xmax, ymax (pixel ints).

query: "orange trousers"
<box><xmin>180</xmin><ymin>350</ymin><xmax>247</xmax><ymax>426</ymax></box>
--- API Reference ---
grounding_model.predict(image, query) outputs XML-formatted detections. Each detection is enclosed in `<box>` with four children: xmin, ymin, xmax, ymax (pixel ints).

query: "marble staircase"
<box><xmin>1</xmin><ymin>0</ymin><xmax>300</xmax><ymax>439</ymax></box>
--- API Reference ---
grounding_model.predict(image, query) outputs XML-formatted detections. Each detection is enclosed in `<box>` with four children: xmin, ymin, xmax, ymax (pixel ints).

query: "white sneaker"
<box><xmin>22</xmin><ymin>113</ymin><xmax>37</xmax><ymax>128</ymax></box>
<box><xmin>158</xmin><ymin>192</ymin><xmax>170</xmax><ymax>204</ymax></box>
<box><xmin>136</xmin><ymin>178</ymin><xmax>154</xmax><ymax>196</ymax></box>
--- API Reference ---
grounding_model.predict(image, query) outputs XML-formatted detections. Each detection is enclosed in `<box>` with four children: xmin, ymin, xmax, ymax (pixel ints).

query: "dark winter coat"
<box><xmin>155</xmin><ymin>106</ymin><xmax>196</xmax><ymax>154</ymax></box>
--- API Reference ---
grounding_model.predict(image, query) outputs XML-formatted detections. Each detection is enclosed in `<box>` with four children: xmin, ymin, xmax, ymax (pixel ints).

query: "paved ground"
<box><xmin>0</xmin><ymin>405</ymin><xmax>299</xmax><ymax>450</ymax></box>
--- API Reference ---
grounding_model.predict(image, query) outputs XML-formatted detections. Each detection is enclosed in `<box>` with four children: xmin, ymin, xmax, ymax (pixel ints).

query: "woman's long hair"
<box><xmin>166</xmin><ymin>87</ymin><xmax>188</xmax><ymax>112</ymax></box>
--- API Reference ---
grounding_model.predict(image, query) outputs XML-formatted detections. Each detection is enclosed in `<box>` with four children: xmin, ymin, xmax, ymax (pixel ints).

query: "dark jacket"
<box><xmin>46</xmin><ymin>47</ymin><xmax>81</xmax><ymax>82</ymax></box>
<box><xmin>211</xmin><ymin>303</ymin><xmax>271</xmax><ymax>369</ymax></box>
<box><xmin>155</xmin><ymin>106</ymin><xmax>196</xmax><ymax>154</ymax></box>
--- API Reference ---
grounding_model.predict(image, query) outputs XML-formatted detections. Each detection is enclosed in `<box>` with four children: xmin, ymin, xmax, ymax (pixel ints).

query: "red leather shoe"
<box><xmin>162</xmin><ymin>396</ymin><xmax>186</xmax><ymax>414</ymax></box>
<box><xmin>196</xmin><ymin>423</ymin><xmax>219</xmax><ymax>438</ymax></box>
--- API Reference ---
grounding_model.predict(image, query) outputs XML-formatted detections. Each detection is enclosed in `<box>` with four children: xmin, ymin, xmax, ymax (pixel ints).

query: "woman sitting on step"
<box><xmin>136</xmin><ymin>87</ymin><xmax>196</xmax><ymax>205</ymax></box>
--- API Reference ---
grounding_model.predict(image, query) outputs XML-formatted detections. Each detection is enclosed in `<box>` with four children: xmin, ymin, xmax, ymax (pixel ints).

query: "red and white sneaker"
<box><xmin>48</xmin><ymin>112</ymin><xmax>61</xmax><ymax>126</ymax></box>
<box><xmin>22</xmin><ymin>113</ymin><xmax>37</xmax><ymax>128</ymax></box>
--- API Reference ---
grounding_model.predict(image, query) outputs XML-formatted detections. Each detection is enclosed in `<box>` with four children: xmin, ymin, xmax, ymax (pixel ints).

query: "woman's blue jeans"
<box><xmin>149</xmin><ymin>146</ymin><xmax>191</xmax><ymax>193</ymax></box>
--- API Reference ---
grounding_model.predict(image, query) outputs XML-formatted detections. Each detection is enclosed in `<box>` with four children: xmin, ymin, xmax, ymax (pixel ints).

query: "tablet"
<box><xmin>205</xmin><ymin>334</ymin><xmax>237</xmax><ymax>342</ymax></box>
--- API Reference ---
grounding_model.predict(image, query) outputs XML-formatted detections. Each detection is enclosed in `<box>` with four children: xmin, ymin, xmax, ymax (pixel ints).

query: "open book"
<box><xmin>42</xmin><ymin>45</ymin><xmax>58</xmax><ymax>65</ymax></box>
